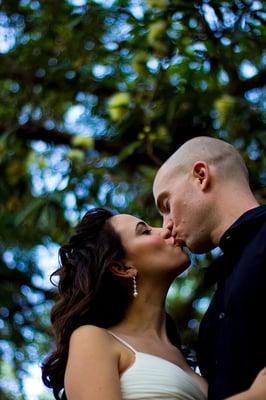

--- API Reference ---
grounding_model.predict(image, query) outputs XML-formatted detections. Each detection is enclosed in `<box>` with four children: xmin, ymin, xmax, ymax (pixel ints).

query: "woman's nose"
<box><xmin>158</xmin><ymin>224</ymin><xmax>173</xmax><ymax>239</ymax></box>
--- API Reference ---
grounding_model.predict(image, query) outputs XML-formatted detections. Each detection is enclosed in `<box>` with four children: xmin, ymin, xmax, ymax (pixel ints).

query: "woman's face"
<box><xmin>109</xmin><ymin>214</ymin><xmax>190</xmax><ymax>278</ymax></box>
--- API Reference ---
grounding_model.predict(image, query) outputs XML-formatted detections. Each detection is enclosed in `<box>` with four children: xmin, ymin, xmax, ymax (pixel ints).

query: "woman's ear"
<box><xmin>110</xmin><ymin>262</ymin><xmax>137</xmax><ymax>278</ymax></box>
<box><xmin>192</xmin><ymin>161</ymin><xmax>210</xmax><ymax>190</ymax></box>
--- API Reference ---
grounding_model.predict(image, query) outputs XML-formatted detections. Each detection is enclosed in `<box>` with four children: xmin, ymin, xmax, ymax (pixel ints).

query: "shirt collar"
<box><xmin>219</xmin><ymin>205</ymin><xmax>266</xmax><ymax>252</ymax></box>
<box><xmin>204</xmin><ymin>205</ymin><xmax>266</xmax><ymax>286</ymax></box>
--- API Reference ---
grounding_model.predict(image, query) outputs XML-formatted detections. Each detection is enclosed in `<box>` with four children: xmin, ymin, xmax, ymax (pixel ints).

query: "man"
<box><xmin>153</xmin><ymin>136</ymin><xmax>266</xmax><ymax>400</ymax></box>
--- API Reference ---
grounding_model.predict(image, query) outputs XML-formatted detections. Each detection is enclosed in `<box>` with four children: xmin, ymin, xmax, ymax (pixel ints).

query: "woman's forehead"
<box><xmin>110</xmin><ymin>214</ymin><xmax>141</xmax><ymax>231</ymax></box>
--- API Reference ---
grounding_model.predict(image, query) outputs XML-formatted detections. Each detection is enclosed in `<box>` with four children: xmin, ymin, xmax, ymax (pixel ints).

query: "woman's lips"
<box><xmin>165</xmin><ymin>237</ymin><xmax>186</xmax><ymax>247</ymax></box>
<box><xmin>165</xmin><ymin>236</ymin><xmax>175</xmax><ymax>246</ymax></box>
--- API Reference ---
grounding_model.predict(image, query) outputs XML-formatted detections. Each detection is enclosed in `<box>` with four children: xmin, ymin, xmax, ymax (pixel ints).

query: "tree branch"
<box><xmin>0</xmin><ymin>122</ymin><xmax>164</xmax><ymax>167</ymax></box>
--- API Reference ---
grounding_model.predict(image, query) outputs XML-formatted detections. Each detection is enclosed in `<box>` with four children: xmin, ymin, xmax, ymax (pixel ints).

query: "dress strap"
<box><xmin>108</xmin><ymin>331</ymin><xmax>137</xmax><ymax>354</ymax></box>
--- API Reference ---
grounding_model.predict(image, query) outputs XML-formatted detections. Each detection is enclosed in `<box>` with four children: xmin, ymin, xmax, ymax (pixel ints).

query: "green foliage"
<box><xmin>0</xmin><ymin>0</ymin><xmax>265</xmax><ymax>398</ymax></box>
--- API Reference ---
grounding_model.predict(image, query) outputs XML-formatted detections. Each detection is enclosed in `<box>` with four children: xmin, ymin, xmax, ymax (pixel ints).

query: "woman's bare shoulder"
<box><xmin>69</xmin><ymin>325</ymin><xmax>112</xmax><ymax>350</ymax></box>
<box><xmin>71</xmin><ymin>324</ymin><xmax>108</xmax><ymax>337</ymax></box>
<box><xmin>65</xmin><ymin>325</ymin><xmax>122</xmax><ymax>400</ymax></box>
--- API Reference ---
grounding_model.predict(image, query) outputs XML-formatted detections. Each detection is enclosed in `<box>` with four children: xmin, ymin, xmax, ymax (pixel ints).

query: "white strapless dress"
<box><xmin>108</xmin><ymin>332</ymin><xmax>207</xmax><ymax>400</ymax></box>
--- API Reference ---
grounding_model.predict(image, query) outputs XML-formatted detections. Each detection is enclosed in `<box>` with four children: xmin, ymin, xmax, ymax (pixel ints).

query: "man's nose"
<box><xmin>163</xmin><ymin>218</ymin><xmax>173</xmax><ymax>230</ymax></box>
<box><xmin>169</xmin><ymin>221</ymin><xmax>178</xmax><ymax>237</ymax></box>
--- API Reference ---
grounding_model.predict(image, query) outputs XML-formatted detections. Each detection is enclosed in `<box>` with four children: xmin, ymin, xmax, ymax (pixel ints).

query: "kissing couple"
<box><xmin>42</xmin><ymin>136</ymin><xmax>266</xmax><ymax>400</ymax></box>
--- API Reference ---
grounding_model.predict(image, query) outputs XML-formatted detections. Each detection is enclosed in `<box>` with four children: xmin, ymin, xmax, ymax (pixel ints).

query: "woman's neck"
<box><xmin>112</xmin><ymin>282</ymin><xmax>170</xmax><ymax>341</ymax></box>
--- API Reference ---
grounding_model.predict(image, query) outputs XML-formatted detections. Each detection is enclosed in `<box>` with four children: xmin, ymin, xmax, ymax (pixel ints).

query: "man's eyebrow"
<box><xmin>135</xmin><ymin>221</ymin><xmax>147</xmax><ymax>233</ymax></box>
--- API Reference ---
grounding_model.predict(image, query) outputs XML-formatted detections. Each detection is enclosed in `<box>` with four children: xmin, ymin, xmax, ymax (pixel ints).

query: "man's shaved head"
<box><xmin>154</xmin><ymin>136</ymin><xmax>249</xmax><ymax>188</ymax></box>
<box><xmin>153</xmin><ymin>137</ymin><xmax>255</xmax><ymax>253</ymax></box>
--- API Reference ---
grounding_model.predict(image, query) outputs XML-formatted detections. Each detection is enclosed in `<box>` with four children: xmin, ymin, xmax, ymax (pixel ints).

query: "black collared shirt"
<box><xmin>197</xmin><ymin>205</ymin><xmax>266</xmax><ymax>400</ymax></box>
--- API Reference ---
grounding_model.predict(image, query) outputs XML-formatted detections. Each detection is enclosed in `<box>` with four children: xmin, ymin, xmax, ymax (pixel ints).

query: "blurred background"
<box><xmin>0</xmin><ymin>0</ymin><xmax>265</xmax><ymax>398</ymax></box>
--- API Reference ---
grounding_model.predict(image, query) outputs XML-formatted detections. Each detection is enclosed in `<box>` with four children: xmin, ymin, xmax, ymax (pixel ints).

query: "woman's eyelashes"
<box><xmin>142</xmin><ymin>228</ymin><xmax>152</xmax><ymax>235</ymax></box>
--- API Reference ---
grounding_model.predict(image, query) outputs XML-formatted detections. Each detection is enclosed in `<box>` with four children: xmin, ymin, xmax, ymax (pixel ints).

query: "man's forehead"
<box><xmin>153</xmin><ymin>166</ymin><xmax>176</xmax><ymax>197</ymax></box>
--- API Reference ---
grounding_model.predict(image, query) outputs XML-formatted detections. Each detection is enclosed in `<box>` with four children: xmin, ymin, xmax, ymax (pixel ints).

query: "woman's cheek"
<box><xmin>149</xmin><ymin>236</ymin><xmax>166</xmax><ymax>246</ymax></box>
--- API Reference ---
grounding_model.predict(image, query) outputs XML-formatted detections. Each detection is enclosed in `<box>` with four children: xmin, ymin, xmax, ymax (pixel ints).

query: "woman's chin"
<box><xmin>176</xmin><ymin>256</ymin><xmax>191</xmax><ymax>275</ymax></box>
<box><xmin>165</xmin><ymin>257</ymin><xmax>190</xmax><ymax>279</ymax></box>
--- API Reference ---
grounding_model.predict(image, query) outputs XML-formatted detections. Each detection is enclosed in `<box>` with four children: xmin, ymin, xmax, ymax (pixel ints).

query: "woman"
<box><xmin>42</xmin><ymin>207</ymin><xmax>266</xmax><ymax>400</ymax></box>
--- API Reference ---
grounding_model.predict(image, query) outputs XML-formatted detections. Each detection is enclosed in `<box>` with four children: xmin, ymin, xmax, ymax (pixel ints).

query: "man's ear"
<box><xmin>192</xmin><ymin>161</ymin><xmax>210</xmax><ymax>190</ymax></box>
<box><xmin>109</xmin><ymin>262</ymin><xmax>137</xmax><ymax>278</ymax></box>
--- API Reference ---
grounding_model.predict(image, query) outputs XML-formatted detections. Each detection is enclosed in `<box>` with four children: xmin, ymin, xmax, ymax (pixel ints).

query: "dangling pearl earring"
<box><xmin>133</xmin><ymin>275</ymin><xmax>138</xmax><ymax>298</ymax></box>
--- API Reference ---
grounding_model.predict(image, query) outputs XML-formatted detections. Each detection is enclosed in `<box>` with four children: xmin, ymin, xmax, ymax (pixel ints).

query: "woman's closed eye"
<box><xmin>142</xmin><ymin>229</ymin><xmax>152</xmax><ymax>235</ymax></box>
<box><xmin>135</xmin><ymin>221</ymin><xmax>152</xmax><ymax>235</ymax></box>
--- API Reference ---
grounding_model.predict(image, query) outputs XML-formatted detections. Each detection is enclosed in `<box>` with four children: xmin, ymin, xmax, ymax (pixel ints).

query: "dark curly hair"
<box><xmin>42</xmin><ymin>207</ymin><xmax>181</xmax><ymax>399</ymax></box>
<box><xmin>41</xmin><ymin>207</ymin><xmax>130</xmax><ymax>399</ymax></box>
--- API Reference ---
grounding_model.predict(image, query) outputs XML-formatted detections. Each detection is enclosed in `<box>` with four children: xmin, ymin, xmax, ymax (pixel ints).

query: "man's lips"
<box><xmin>174</xmin><ymin>238</ymin><xmax>186</xmax><ymax>247</ymax></box>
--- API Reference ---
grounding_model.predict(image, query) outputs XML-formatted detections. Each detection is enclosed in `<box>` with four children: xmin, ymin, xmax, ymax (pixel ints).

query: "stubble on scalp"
<box><xmin>153</xmin><ymin>136</ymin><xmax>249</xmax><ymax>197</ymax></box>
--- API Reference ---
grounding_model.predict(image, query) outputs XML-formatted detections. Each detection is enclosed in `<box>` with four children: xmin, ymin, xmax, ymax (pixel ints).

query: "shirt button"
<box><xmin>219</xmin><ymin>312</ymin><xmax>225</xmax><ymax>319</ymax></box>
<box><xmin>225</xmin><ymin>235</ymin><xmax>231</xmax><ymax>240</ymax></box>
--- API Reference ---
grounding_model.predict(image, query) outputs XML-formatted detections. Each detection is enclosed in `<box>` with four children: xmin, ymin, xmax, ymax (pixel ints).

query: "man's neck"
<box><xmin>211</xmin><ymin>194</ymin><xmax>259</xmax><ymax>246</ymax></box>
